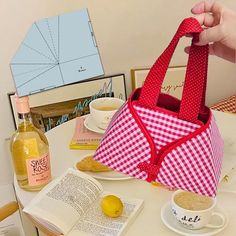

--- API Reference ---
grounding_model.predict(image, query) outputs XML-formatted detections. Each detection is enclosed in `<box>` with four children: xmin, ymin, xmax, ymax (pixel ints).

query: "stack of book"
<box><xmin>69</xmin><ymin>116</ymin><xmax>103</xmax><ymax>150</ymax></box>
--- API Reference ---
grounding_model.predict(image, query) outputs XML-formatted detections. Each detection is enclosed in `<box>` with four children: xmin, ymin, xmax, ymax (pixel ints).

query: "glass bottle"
<box><xmin>10</xmin><ymin>95</ymin><xmax>51</xmax><ymax>191</ymax></box>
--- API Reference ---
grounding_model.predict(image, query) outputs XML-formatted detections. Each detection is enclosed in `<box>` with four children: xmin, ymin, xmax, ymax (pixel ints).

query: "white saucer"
<box><xmin>161</xmin><ymin>202</ymin><xmax>228</xmax><ymax>236</ymax></box>
<box><xmin>84</xmin><ymin>115</ymin><xmax>105</xmax><ymax>134</ymax></box>
<box><xmin>83</xmin><ymin>170</ymin><xmax>133</xmax><ymax>181</ymax></box>
<box><xmin>74</xmin><ymin>153</ymin><xmax>133</xmax><ymax>181</ymax></box>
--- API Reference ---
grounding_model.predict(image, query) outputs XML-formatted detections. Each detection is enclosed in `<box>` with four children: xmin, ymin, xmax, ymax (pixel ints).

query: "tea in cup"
<box><xmin>89</xmin><ymin>97</ymin><xmax>124</xmax><ymax>130</ymax></box>
<box><xmin>171</xmin><ymin>190</ymin><xmax>226</xmax><ymax>230</ymax></box>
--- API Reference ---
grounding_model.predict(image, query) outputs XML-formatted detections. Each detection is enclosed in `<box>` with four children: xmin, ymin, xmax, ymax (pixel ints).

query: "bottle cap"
<box><xmin>15</xmin><ymin>94</ymin><xmax>30</xmax><ymax>114</ymax></box>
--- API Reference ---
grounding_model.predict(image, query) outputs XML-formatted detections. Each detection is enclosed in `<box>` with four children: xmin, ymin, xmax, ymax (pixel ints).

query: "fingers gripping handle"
<box><xmin>138</xmin><ymin>17</ymin><xmax>208</xmax><ymax>122</ymax></box>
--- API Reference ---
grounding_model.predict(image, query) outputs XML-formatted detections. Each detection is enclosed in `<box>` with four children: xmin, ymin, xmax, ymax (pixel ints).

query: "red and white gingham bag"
<box><xmin>94</xmin><ymin>18</ymin><xmax>224</xmax><ymax>197</ymax></box>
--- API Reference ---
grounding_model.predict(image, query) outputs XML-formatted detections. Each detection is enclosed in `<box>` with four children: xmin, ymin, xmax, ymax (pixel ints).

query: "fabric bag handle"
<box><xmin>138</xmin><ymin>17</ymin><xmax>209</xmax><ymax>123</ymax></box>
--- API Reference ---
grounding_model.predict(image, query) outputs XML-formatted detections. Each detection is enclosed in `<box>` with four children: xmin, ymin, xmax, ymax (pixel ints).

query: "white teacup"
<box><xmin>89</xmin><ymin>97</ymin><xmax>124</xmax><ymax>130</ymax></box>
<box><xmin>171</xmin><ymin>190</ymin><xmax>226</xmax><ymax>230</ymax></box>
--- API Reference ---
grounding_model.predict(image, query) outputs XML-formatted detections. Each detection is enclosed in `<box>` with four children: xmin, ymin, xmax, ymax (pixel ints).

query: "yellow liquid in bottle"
<box><xmin>10</xmin><ymin>121</ymin><xmax>51</xmax><ymax>191</ymax></box>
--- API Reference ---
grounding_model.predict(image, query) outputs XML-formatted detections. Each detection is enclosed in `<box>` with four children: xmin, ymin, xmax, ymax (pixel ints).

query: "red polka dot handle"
<box><xmin>139</xmin><ymin>17</ymin><xmax>209</xmax><ymax>124</ymax></box>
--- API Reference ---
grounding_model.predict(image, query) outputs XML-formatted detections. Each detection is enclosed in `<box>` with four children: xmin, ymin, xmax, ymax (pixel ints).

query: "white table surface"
<box><xmin>14</xmin><ymin>110</ymin><xmax>236</xmax><ymax>236</ymax></box>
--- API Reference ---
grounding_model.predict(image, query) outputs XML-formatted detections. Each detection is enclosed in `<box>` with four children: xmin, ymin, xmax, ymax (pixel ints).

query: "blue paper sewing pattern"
<box><xmin>10</xmin><ymin>9</ymin><xmax>104</xmax><ymax>96</ymax></box>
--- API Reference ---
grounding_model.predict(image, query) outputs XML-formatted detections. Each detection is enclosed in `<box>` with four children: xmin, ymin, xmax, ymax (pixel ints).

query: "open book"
<box><xmin>23</xmin><ymin>168</ymin><xmax>144</xmax><ymax>236</ymax></box>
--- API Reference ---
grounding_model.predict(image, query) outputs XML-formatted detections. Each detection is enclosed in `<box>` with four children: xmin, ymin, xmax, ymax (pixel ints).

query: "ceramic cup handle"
<box><xmin>205</xmin><ymin>212</ymin><xmax>226</xmax><ymax>229</ymax></box>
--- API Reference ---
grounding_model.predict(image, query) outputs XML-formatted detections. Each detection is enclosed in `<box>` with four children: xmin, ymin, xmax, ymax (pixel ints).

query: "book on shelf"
<box><xmin>69</xmin><ymin>116</ymin><xmax>103</xmax><ymax>150</ymax></box>
<box><xmin>23</xmin><ymin>168</ymin><xmax>144</xmax><ymax>236</ymax></box>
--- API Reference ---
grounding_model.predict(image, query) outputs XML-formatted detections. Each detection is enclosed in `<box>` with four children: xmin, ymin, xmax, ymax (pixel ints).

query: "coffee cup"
<box><xmin>89</xmin><ymin>97</ymin><xmax>124</xmax><ymax>130</ymax></box>
<box><xmin>171</xmin><ymin>190</ymin><xmax>226</xmax><ymax>230</ymax></box>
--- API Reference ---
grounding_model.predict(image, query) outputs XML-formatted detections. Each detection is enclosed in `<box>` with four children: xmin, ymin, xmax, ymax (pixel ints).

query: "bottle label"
<box><xmin>26</xmin><ymin>153</ymin><xmax>51</xmax><ymax>186</ymax></box>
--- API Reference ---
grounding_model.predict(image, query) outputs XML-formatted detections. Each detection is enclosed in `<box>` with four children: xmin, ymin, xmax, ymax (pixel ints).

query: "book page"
<box><xmin>68</xmin><ymin>192</ymin><xmax>144</xmax><ymax>236</ymax></box>
<box><xmin>23</xmin><ymin>168</ymin><xmax>103</xmax><ymax>235</ymax></box>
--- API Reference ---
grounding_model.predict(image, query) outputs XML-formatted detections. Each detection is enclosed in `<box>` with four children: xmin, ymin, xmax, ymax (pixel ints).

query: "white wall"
<box><xmin>1</xmin><ymin>0</ymin><xmax>236</xmax><ymax>183</ymax></box>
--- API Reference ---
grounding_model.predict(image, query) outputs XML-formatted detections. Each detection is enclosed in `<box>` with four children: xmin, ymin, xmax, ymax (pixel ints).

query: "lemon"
<box><xmin>101</xmin><ymin>195</ymin><xmax>123</xmax><ymax>218</ymax></box>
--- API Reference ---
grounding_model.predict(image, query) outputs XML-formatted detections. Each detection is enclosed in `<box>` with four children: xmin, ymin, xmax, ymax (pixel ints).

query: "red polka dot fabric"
<box><xmin>139</xmin><ymin>17</ymin><xmax>208</xmax><ymax>124</ymax></box>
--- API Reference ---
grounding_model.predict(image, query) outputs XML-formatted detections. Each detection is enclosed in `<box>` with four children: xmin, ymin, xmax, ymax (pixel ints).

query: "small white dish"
<box><xmin>161</xmin><ymin>202</ymin><xmax>228</xmax><ymax>236</ymax></box>
<box><xmin>84</xmin><ymin>114</ymin><xmax>105</xmax><ymax>134</ymax></box>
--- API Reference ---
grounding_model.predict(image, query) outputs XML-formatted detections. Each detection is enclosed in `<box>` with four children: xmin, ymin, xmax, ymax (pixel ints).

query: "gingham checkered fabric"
<box><xmin>95</xmin><ymin>103</ymin><xmax>150</xmax><ymax>180</ymax></box>
<box><xmin>156</xmin><ymin>116</ymin><xmax>223</xmax><ymax>197</ymax></box>
<box><xmin>94</xmin><ymin>102</ymin><xmax>223</xmax><ymax>196</ymax></box>
<box><xmin>133</xmin><ymin>103</ymin><xmax>200</xmax><ymax>152</ymax></box>
<box><xmin>211</xmin><ymin>95</ymin><xmax>236</xmax><ymax>113</ymax></box>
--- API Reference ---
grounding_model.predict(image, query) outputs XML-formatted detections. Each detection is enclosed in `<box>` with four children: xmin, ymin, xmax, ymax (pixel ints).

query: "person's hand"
<box><xmin>186</xmin><ymin>0</ymin><xmax>236</xmax><ymax>63</ymax></box>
